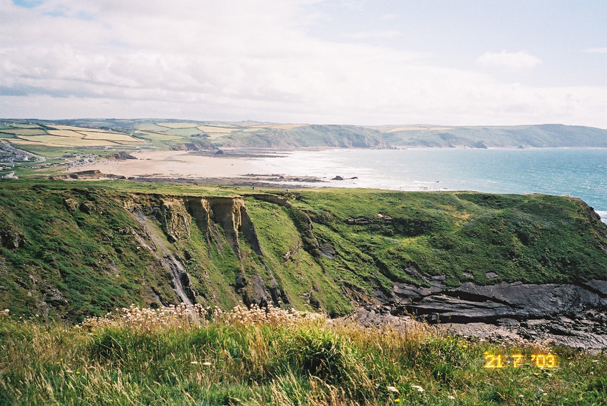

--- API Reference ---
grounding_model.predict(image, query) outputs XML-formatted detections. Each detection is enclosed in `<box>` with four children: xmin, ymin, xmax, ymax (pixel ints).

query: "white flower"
<box><xmin>448</xmin><ymin>396</ymin><xmax>455</xmax><ymax>399</ymax></box>
<box><xmin>202</xmin><ymin>362</ymin><xmax>212</xmax><ymax>366</ymax></box>
<box><xmin>387</xmin><ymin>386</ymin><xmax>399</xmax><ymax>393</ymax></box>
<box><xmin>191</xmin><ymin>361</ymin><xmax>198</xmax><ymax>364</ymax></box>
<box><xmin>411</xmin><ymin>385</ymin><xmax>424</xmax><ymax>392</ymax></box>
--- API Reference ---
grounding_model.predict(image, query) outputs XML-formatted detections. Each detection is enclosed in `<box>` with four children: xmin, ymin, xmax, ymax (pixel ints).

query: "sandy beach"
<box><xmin>69</xmin><ymin>150</ymin><xmax>268</xmax><ymax>179</ymax></box>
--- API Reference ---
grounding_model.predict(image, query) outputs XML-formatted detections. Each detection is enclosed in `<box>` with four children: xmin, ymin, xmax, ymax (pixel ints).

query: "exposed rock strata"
<box><xmin>126</xmin><ymin>194</ymin><xmax>284</xmax><ymax>308</ymax></box>
<box><xmin>374</xmin><ymin>278</ymin><xmax>607</xmax><ymax>350</ymax></box>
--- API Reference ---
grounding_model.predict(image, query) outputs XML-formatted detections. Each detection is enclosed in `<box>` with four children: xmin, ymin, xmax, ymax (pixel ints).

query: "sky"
<box><xmin>1</xmin><ymin>0</ymin><xmax>606</xmax><ymax>127</ymax></box>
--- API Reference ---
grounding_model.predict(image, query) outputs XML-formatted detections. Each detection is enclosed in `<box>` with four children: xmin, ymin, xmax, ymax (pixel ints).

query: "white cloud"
<box><xmin>339</xmin><ymin>0</ymin><xmax>365</xmax><ymax>10</ymax></box>
<box><xmin>343</xmin><ymin>30</ymin><xmax>401</xmax><ymax>39</ymax></box>
<box><xmin>0</xmin><ymin>0</ymin><xmax>605</xmax><ymax>127</ymax></box>
<box><xmin>584</xmin><ymin>47</ymin><xmax>607</xmax><ymax>54</ymax></box>
<box><xmin>477</xmin><ymin>50</ymin><xmax>542</xmax><ymax>70</ymax></box>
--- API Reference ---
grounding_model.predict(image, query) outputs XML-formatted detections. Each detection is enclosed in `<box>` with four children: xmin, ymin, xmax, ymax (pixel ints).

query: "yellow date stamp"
<box><xmin>484</xmin><ymin>353</ymin><xmax>557</xmax><ymax>369</ymax></box>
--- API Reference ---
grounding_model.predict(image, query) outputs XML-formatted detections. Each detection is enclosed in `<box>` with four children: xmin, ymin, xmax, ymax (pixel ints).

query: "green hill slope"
<box><xmin>1</xmin><ymin>180</ymin><xmax>607</xmax><ymax>321</ymax></box>
<box><xmin>382</xmin><ymin>124</ymin><xmax>607</xmax><ymax>148</ymax></box>
<box><xmin>3</xmin><ymin>120</ymin><xmax>607</xmax><ymax>163</ymax></box>
<box><xmin>217</xmin><ymin>125</ymin><xmax>387</xmax><ymax>148</ymax></box>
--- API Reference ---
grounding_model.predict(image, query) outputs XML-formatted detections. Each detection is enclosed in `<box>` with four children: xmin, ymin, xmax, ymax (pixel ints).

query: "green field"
<box><xmin>0</xmin><ymin>123</ymin><xmax>143</xmax><ymax>150</ymax></box>
<box><xmin>135</xmin><ymin>131</ymin><xmax>185</xmax><ymax>141</ymax></box>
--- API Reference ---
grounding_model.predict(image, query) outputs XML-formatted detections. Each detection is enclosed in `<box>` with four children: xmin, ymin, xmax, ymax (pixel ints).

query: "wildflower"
<box><xmin>203</xmin><ymin>362</ymin><xmax>212</xmax><ymax>366</ymax></box>
<box><xmin>411</xmin><ymin>385</ymin><xmax>424</xmax><ymax>392</ymax></box>
<box><xmin>448</xmin><ymin>396</ymin><xmax>455</xmax><ymax>399</ymax></box>
<box><xmin>191</xmin><ymin>361</ymin><xmax>198</xmax><ymax>364</ymax></box>
<box><xmin>387</xmin><ymin>386</ymin><xmax>399</xmax><ymax>393</ymax></box>
<box><xmin>395</xmin><ymin>399</ymin><xmax>400</xmax><ymax>403</ymax></box>
<box><xmin>3</xmin><ymin>309</ymin><xmax>9</xmax><ymax>314</ymax></box>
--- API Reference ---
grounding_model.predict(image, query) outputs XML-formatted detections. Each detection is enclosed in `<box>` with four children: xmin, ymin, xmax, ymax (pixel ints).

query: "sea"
<box><xmin>256</xmin><ymin>148</ymin><xmax>607</xmax><ymax>222</ymax></box>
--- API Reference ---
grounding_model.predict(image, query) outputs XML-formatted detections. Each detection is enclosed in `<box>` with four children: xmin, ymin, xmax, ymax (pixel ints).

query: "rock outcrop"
<box><xmin>125</xmin><ymin>194</ymin><xmax>284</xmax><ymax>308</ymax></box>
<box><xmin>374</xmin><ymin>276</ymin><xmax>607</xmax><ymax>350</ymax></box>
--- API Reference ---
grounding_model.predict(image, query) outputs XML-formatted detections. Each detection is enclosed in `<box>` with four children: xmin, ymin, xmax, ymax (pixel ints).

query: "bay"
<box><xmin>258</xmin><ymin>148</ymin><xmax>607</xmax><ymax>220</ymax></box>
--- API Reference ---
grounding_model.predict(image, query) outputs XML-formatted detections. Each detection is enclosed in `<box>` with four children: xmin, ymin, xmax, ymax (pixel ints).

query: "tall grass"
<box><xmin>1</xmin><ymin>306</ymin><xmax>605</xmax><ymax>405</ymax></box>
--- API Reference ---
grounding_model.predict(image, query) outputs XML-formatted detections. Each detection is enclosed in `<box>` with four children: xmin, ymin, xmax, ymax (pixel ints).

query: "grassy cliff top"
<box><xmin>1</xmin><ymin>179</ymin><xmax>607</xmax><ymax>320</ymax></box>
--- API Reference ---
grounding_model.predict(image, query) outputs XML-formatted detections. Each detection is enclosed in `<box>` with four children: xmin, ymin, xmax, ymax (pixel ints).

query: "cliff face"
<box><xmin>125</xmin><ymin>194</ymin><xmax>273</xmax><ymax>309</ymax></box>
<box><xmin>1</xmin><ymin>182</ymin><xmax>607</xmax><ymax>328</ymax></box>
<box><xmin>0</xmin><ymin>185</ymin><xmax>350</xmax><ymax>321</ymax></box>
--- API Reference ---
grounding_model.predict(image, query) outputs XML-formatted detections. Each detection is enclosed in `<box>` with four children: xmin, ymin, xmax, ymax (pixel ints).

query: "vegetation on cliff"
<box><xmin>1</xmin><ymin>180</ymin><xmax>606</xmax><ymax>322</ymax></box>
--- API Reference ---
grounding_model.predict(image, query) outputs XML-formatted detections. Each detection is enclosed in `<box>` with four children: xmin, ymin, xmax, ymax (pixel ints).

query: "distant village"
<box><xmin>0</xmin><ymin>143</ymin><xmax>29</xmax><ymax>179</ymax></box>
<box><xmin>0</xmin><ymin>141</ymin><xmax>99</xmax><ymax>179</ymax></box>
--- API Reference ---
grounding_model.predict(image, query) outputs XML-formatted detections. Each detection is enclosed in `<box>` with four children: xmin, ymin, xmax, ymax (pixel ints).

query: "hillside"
<box><xmin>1</xmin><ymin>180</ymin><xmax>607</xmax><ymax>324</ymax></box>
<box><xmin>380</xmin><ymin>124</ymin><xmax>607</xmax><ymax>148</ymax></box>
<box><xmin>2</xmin><ymin>120</ymin><xmax>607</xmax><ymax>168</ymax></box>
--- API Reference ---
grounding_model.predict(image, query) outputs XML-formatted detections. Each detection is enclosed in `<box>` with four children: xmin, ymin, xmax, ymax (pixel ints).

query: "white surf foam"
<box><xmin>596</xmin><ymin>211</ymin><xmax>607</xmax><ymax>224</ymax></box>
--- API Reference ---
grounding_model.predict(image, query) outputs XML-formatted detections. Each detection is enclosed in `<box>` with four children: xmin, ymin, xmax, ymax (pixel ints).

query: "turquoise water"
<box><xmin>263</xmin><ymin>148</ymin><xmax>607</xmax><ymax>218</ymax></box>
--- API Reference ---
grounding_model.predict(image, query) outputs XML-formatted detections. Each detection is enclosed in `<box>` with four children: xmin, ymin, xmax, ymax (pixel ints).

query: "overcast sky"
<box><xmin>1</xmin><ymin>0</ymin><xmax>606</xmax><ymax>127</ymax></box>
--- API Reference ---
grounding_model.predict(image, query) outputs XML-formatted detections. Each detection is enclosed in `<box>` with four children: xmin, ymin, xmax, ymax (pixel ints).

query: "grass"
<box><xmin>0</xmin><ymin>123</ymin><xmax>143</xmax><ymax>152</ymax></box>
<box><xmin>289</xmin><ymin>189</ymin><xmax>607</xmax><ymax>287</ymax></box>
<box><xmin>135</xmin><ymin>131</ymin><xmax>184</xmax><ymax>141</ymax></box>
<box><xmin>15</xmin><ymin>136</ymin><xmax>118</xmax><ymax>147</ymax></box>
<box><xmin>0</xmin><ymin>306</ymin><xmax>605</xmax><ymax>405</ymax></box>
<box><xmin>157</xmin><ymin>123</ymin><xmax>202</xmax><ymax>129</ymax></box>
<box><xmin>1</xmin><ymin>179</ymin><xmax>606</xmax><ymax>404</ymax></box>
<box><xmin>1</xmin><ymin>180</ymin><xmax>607</xmax><ymax>321</ymax></box>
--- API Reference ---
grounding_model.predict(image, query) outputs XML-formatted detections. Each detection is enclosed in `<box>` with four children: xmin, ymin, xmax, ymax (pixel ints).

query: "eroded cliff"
<box><xmin>1</xmin><ymin>181</ymin><xmax>607</xmax><ymax>345</ymax></box>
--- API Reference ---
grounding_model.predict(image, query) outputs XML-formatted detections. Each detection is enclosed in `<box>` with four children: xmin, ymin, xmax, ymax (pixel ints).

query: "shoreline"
<box><xmin>67</xmin><ymin>149</ymin><xmax>450</xmax><ymax>192</ymax></box>
<box><xmin>65</xmin><ymin>148</ymin><xmax>607</xmax><ymax>220</ymax></box>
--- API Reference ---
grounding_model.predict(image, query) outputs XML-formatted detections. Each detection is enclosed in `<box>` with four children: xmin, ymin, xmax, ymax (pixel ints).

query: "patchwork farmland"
<box><xmin>0</xmin><ymin>123</ymin><xmax>145</xmax><ymax>147</ymax></box>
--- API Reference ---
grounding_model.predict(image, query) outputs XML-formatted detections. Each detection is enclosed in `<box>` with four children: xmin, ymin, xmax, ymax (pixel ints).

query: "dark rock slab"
<box><xmin>408</xmin><ymin>294</ymin><xmax>516</xmax><ymax>323</ymax></box>
<box><xmin>583</xmin><ymin>280</ymin><xmax>607</xmax><ymax>296</ymax></box>
<box><xmin>377</xmin><ymin>279</ymin><xmax>607</xmax><ymax>350</ymax></box>
<box><xmin>447</xmin><ymin>282</ymin><xmax>601</xmax><ymax>318</ymax></box>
